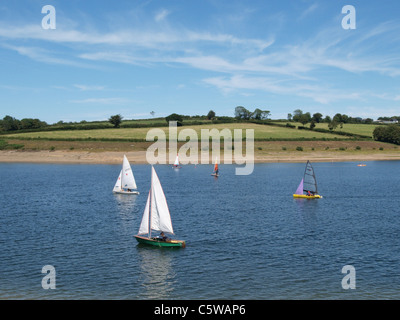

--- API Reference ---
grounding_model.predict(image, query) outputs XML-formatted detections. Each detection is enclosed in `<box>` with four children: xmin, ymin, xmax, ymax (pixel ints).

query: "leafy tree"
<box><xmin>328</xmin><ymin>120</ymin><xmax>338</xmax><ymax>131</ymax></box>
<box><xmin>287</xmin><ymin>113</ymin><xmax>293</xmax><ymax>121</ymax></box>
<box><xmin>312</xmin><ymin>112</ymin><xmax>323</xmax><ymax>123</ymax></box>
<box><xmin>234</xmin><ymin>106</ymin><xmax>251</xmax><ymax>120</ymax></box>
<box><xmin>299</xmin><ymin>112</ymin><xmax>311</xmax><ymax>126</ymax></box>
<box><xmin>109</xmin><ymin>114</ymin><xmax>123</xmax><ymax>128</ymax></box>
<box><xmin>324</xmin><ymin>115</ymin><xmax>332</xmax><ymax>123</ymax></box>
<box><xmin>165</xmin><ymin>113</ymin><xmax>183</xmax><ymax>126</ymax></box>
<box><xmin>292</xmin><ymin>109</ymin><xmax>303</xmax><ymax>122</ymax></box>
<box><xmin>251</xmin><ymin>108</ymin><xmax>271</xmax><ymax>120</ymax></box>
<box><xmin>150</xmin><ymin>111</ymin><xmax>155</xmax><ymax>117</ymax></box>
<box><xmin>373</xmin><ymin>125</ymin><xmax>400</xmax><ymax>145</ymax></box>
<box><xmin>20</xmin><ymin>118</ymin><xmax>47</xmax><ymax>129</ymax></box>
<box><xmin>1</xmin><ymin>115</ymin><xmax>20</xmax><ymax>131</ymax></box>
<box><xmin>207</xmin><ymin>110</ymin><xmax>216</xmax><ymax>120</ymax></box>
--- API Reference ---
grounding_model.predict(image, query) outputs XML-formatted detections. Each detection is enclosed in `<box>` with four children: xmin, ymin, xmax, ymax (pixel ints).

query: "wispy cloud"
<box><xmin>155</xmin><ymin>9</ymin><xmax>170</xmax><ymax>22</ymax></box>
<box><xmin>298</xmin><ymin>3</ymin><xmax>319</xmax><ymax>20</ymax></box>
<box><xmin>203</xmin><ymin>75</ymin><xmax>361</xmax><ymax>104</ymax></box>
<box><xmin>2</xmin><ymin>44</ymin><xmax>90</xmax><ymax>68</ymax></box>
<box><xmin>70</xmin><ymin>97</ymin><xmax>131</xmax><ymax>104</ymax></box>
<box><xmin>73</xmin><ymin>84</ymin><xmax>105</xmax><ymax>91</ymax></box>
<box><xmin>1</xmin><ymin>3</ymin><xmax>400</xmax><ymax>118</ymax></box>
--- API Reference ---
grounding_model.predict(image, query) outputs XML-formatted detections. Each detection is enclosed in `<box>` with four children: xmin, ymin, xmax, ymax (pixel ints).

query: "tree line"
<box><xmin>0</xmin><ymin>115</ymin><xmax>47</xmax><ymax>132</ymax></box>
<box><xmin>373</xmin><ymin>125</ymin><xmax>400</xmax><ymax>145</ymax></box>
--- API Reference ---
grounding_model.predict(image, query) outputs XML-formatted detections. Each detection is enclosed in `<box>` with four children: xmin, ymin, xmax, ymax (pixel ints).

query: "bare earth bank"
<box><xmin>1</xmin><ymin>149</ymin><xmax>400</xmax><ymax>164</ymax></box>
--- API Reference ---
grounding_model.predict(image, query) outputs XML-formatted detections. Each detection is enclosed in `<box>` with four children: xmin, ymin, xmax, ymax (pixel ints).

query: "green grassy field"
<box><xmin>276</xmin><ymin>122</ymin><xmax>378</xmax><ymax>137</ymax></box>
<box><xmin>3</xmin><ymin>123</ymin><xmax>357</xmax><ymax>141</ymax></box>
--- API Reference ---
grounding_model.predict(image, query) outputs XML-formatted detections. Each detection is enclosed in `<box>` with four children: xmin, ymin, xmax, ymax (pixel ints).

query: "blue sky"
<box><xmin>0</xmin><ymin>0</ymin><xmax>400</xmax><ymax>124</ymax></box>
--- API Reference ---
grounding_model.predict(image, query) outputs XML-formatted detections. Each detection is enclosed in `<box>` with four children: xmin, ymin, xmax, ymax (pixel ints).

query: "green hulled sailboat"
<box><xmin>134</xmin><ymin>166</ymin><xmax>185</xmax><ymax>248</ymax></box>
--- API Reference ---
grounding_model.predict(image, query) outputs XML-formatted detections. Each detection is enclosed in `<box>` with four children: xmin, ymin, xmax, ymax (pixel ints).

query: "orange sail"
<box><xmin>212</xmin><ymin>157</ymin><xmax>219</xmax><ymax>176</ymax></box>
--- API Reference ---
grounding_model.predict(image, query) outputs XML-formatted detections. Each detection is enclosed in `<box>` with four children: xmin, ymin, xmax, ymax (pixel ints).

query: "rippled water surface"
<box><xmin>1</xmin><ymin>161</ymin><xmax>399</xmax><ymax>299</ymax></box>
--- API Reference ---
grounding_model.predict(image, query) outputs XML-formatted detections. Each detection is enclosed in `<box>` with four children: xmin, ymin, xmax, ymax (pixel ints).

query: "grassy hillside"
<box><xmin>2</xmin><ymin>122</ymin><xmax>356</xmax><ymax>141</ymax></box>
<box><xmin>2</xmin><ymin>120</ymin><xmax>397</xmax><ymax>156</ymax></box>
<box><xmin>283</xmin><ymin>122</ymin><xmax>377</xmax><ymax>137</ymax></box>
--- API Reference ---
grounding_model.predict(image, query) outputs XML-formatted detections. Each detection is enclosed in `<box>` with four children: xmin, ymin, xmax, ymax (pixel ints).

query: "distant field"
<box><xmin>3</xmin><ymin>123</ymin><xmax>353</xmax><ymax>141</ymax></box>
<box><xmin>276</xmin><ymin>122</ymin><xmax>379</xmax><ymax>137</ymax></box>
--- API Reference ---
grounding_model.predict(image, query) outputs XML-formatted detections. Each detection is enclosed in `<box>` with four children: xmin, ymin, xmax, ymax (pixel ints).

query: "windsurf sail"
<box><xmin>213</xmin><ymin>157</ymin><xmax>219</xmax><ymax>175</ymax></box>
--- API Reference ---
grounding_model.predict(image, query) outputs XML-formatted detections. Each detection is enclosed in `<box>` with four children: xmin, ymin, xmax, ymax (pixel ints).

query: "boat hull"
<box><xmin>293</xmin><ymin>194</ymin><xmax>322</xmax><ymax>199</ymax></box>
<box><xmin>113</xmin><ymin>190</ymin><xmax>139</xmax><ymax>195</ymax></box>
<box><xmin>134</xmin><ymin>235</ymin><xmax>186</xmax><ymax>248</ymax></box>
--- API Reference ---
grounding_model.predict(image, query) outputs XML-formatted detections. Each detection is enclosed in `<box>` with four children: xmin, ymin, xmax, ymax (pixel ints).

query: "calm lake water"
<box><xmin>0</xmin><ymin>161</ymin><xmax>399</xmax><ymax>299</ymax></box>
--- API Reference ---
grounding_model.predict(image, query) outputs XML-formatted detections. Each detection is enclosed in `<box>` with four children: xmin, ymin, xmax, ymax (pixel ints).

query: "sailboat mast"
<box><xmin>149</xmin><ymin>167</ymin><xmax>153</xmax><ymax>239</ymax></box>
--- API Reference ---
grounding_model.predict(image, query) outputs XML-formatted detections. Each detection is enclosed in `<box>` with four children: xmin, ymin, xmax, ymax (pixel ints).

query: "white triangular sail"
<box><xmin>121</xmin><ymin>155</ymin><xmax>137</xmax><ymax>190</ymax></box>
<box><xmin>113</xmin><ymin>155</ymin><xmax>138</xmax><ymax>192</ymax></box>
<box><xmin>113</xmin><ymin>170</ymin><xmax>122</xmax><ymax>192</ymax></box>
<box><xmin>138</xmin><ymin>191</ymin><xmax>151</xmax><ymax>235</ymax></box>
<box><xmin>151</xmin><ymin>167</ymin><xmax>174</xmax><ymax>234</ymax></box>
<box><xmin>137</xmin><ymin>167</ymin><xmax>174</xmax><ymax>237</ymax></box>
<box><xmin>173</xmin><ymin>154</ymin><xmax>179</xmax><ymax>166</ymax></box>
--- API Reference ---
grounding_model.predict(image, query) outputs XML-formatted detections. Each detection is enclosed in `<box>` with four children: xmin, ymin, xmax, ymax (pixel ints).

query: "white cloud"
<box><xmin>203</xmin><ymin>75</ymin><xmax>362</xmax><ymax>104</ymax></box>
<box><xmin>73</xmin><ymin>84</ymin><xmax>105</xmax><ymax>91</ymax></box>
<box><xmin>155</xmin><ymin>9</ymin><xmax>170</xmax><ymax>22</ymax></box>
<box><xmin>70</xmin><ymin>98</ymin><xmax>130</xmax><ymax>104</ymax></box>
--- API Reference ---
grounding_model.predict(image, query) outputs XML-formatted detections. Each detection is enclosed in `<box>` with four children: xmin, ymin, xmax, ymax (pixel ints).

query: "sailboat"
<box><xmin>293</xmin><ymin>160</ymin><xmax>322</xmax><ymax>199</ymax></box>
<box><xmin>211</xmin><ymin>157</ymin><xmax>219</xmax><ymax>177</ymax></box>
<box><xmin>134</xmin><ymin>166</ymin><xmax>185</xmax><ymax>248</ymax></box>
<box><xmin>172</xmin><ymin>153</ymin><xmax>181</xmax><ymax>169</ymax></box>
<box><xmin>113</xmin><ymin>155</ymin><xmax>139</xmax><ymax>195</ymax></box>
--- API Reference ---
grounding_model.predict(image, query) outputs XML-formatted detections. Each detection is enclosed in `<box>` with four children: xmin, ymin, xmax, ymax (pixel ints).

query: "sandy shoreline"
<box><xmin>1</xmin><ymin>149</ymin><xmax>400</xmax><ymax>164</ymax></box>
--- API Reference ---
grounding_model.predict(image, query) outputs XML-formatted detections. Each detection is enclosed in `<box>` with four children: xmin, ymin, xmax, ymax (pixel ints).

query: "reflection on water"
<box><xmin>114</xmin><ymin>194</ymin><xmax>139</xmax><ymax>215</ymax></box>
<box><xmin>136</xmin><ymin>246</ymin><xmax>176</xmax><ymax>299</ymax></box>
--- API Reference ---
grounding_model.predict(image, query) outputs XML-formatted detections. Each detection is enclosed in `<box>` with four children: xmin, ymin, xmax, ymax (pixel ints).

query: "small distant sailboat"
<box><xmin>357</xmin><ymin>164</ymin><xmax>366</xmax><ymax>167</ymax></box>
<box><xmin>211</xmin><ymin>157</ymin><xmax>219</xmax><ymax>177</ymax></box>
<box><xmin>293</xmin><ymin>160</ymin><xmax>322</xmax><ymax>199</ymax></box>
<box><xmin>113</xmin><ymin>155</ymin><xmax>139</xmax><ymax>195</ymax></box>
<box><xmin>134</xmin><ymin>166</ymin><xmax>185</xmax><ymax>248</ymax></box>
<box><xmin>172</xmin><ymin>154</ymin><xmax>181</xmax><ymax>169</ymax></box>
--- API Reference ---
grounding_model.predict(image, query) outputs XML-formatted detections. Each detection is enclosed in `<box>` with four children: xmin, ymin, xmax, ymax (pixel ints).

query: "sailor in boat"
<box><xmin>155</xmin><ymin>232</ymin><xmax>170</xmax><ymax>242</ymax></box>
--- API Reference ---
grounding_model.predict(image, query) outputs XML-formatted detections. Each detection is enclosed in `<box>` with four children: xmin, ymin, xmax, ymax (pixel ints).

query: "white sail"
<box><xmin>137</xmin><ymin>167</ymin><xmax>175</xmax><ymax>237</ymax></box>
<box><xmin>121</xmin><ymin>155</ymin><xmax>137</xmax><ymax>190</ymax></box>
<box><xmin>150</xmin><ymin>167</ymin><xmax>174</xmax><ymax>234</ymax></box>
<box><xmin>138</xmin><ymin>191</ymin><xmax>151</xmax><ymax>235</ymax></box>
<box><xmin>113</xmin><ymin>170</ymin><xmax>122</xmax><ymax>192</ymax></box>
<box><xmin>174</xmin><ymin>154</ymin><xmax>179</xmax><ymax>166</ymax></box>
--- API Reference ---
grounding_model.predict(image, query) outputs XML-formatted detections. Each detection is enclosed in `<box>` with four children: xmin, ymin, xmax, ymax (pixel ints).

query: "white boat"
<box><xmin>134</xmin><ymin>166</ymin><xmax>185</xmax><ymax>247</ymax></box>
<box><xmin>172</xmin><ymin>153</ymin><xmax>181</xmax><ymax>168</ymax></box>
<box><xmin>113</xmin><ymin>155</ymin><xmax>139</xmax><ymax>195</ymax></box>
